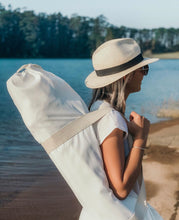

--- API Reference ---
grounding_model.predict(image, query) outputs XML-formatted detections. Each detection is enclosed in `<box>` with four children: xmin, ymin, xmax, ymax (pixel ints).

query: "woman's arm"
<box><xmin>100</xmin><ymin>111</ymin><xmax>150</xmax><ymax>200</ymax></box>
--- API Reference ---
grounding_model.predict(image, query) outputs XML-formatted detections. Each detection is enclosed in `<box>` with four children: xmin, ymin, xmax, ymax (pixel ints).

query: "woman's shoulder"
<box><xmin>91</xmin><ymin>100</ymin><xmax>128</xmax><ymax>139</ymax></box>
<box><xmin>108</xmin><ymin>109</ymin><xmax>128</xmax><ymax>138</ymax></box>
<box><xmin>91</xmin><ymin>100</ymin><xmax>126</xmax><ymax>122</ymax></box>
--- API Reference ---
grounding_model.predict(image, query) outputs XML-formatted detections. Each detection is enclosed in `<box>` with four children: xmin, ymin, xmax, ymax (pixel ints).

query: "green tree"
<box><xmin>19</xmin><ymin>10</ymin><xmax>39</xmax><ymax>57</ymax></box>
<box><xmin>0</xmin><ymin>6</ymin><xmax>25</xmax><ymax>57</ymax></box>
<box><xmin>0</xmin><ymin>3</ymin><xmax>178</xmax><ymax>58</ymax></box>
<box><xmin>89</xmin><ymin>15</ymin><xmax>108</xmax><ymax>54</ymax></box>
<box><xmin>69</xmin><ymin>14</ymin><xmax>91</xmax><ymax>57</ymax></box>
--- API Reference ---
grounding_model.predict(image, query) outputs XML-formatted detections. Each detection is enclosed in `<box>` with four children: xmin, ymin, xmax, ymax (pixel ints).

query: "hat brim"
<box><xmin>85</xmin><ymin>58</ymin><xmax>159</xmax><ymax>89</ymax></box>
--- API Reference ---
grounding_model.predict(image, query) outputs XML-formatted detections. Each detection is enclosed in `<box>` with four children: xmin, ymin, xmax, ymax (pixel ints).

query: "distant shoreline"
<box><xmin>1</xmin><ymin>51</ymin><xmax>179</xmax><ymax>59</ymax></box>
<box><xmin>1</xmin><ymin>52</ymin><xmax>179</xmax><ymax>59</ymax></box>
<box><xmin>144</xmin><ymin>51</ymin><xmax>179</xmax><ymax>59</ymax></box>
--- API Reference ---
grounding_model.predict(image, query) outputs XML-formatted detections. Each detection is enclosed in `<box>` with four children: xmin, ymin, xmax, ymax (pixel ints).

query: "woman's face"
<box><xmin>125</xmin><ymin>66</ymin><xmax>148</xmax><ymax>94</ymax></box>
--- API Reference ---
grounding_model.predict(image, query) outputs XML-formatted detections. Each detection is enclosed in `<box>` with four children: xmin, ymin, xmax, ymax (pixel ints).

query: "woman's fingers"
<box><xmin>129</xmin><ymin>114</ymin><xmax>133</xmax><ymax>121</ymax></box>
<box><xmin>129</xmin><ymin>111</ymin><xmax>138</xmax><ymax>121</ymax></box>
<box><xmin>129</xmin><ymin>112</ymin><xmax>143</xmax><ymax>126</ymax></box>
<box><xmin>128</xmin><ymin>111</ymin><xmax>150</xmax><ymax>140</ymax></box>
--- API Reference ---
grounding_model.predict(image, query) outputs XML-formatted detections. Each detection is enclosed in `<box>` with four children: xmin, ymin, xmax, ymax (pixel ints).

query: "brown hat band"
<box><xmin>95</xmin><ymin>53</ymin><xmax>143</xmax><ymax>76</ymax></box>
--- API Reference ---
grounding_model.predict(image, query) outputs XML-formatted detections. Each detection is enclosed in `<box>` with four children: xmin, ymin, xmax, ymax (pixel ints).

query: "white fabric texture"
<box><xmin>7</xmin><ymin>64</ymin><xmax>88</xmax><ymax>143</ymax></box>
<box><xmin>7</xmin><ymin>64</ymin><xmax>163</xmax><ymax>220</ymax></box>
<box><xmin>91</xmin><ymin>101</ymin><xmax>128</xmax><ymax>143</ymax></box>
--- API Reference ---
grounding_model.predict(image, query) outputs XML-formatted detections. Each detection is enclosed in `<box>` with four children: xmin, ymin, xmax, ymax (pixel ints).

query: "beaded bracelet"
<box><xmin>133</xmin><ymin>146</ymin><xmax>147</xmax><ymax>151</ymax></box>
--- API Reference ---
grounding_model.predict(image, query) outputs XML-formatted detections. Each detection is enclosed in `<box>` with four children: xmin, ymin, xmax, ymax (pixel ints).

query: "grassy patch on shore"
<box><xmin>143</xmin><ymin>50</ymin><xmax>179</xmax><ymax>59</ymax></box>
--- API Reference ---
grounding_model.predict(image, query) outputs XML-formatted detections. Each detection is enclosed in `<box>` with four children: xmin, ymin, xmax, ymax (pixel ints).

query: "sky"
<box><xmin>0</xmin><ymin>0</ymin><xmax>179</xmax><ymax>29</ymax></box>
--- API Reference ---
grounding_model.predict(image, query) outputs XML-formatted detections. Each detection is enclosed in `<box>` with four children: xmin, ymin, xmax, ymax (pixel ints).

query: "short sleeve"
<box><xmin>93</xmin><ymin>109</ymin><xmax>128</xmax><ymax>145</ymax></box>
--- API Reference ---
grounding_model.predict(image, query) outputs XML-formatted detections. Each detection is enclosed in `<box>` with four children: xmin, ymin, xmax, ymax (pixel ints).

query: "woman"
<box><xmin>83</xmin><ymin>38</ymin><xmax>163</xmax><ymax>219</ymax></box>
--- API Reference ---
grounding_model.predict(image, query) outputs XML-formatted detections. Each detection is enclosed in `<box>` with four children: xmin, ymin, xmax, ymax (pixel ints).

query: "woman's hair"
<box><xmin>88</xmin><ymin>73</ymin><xmax>132</xmax><ymax>114</ymax></box>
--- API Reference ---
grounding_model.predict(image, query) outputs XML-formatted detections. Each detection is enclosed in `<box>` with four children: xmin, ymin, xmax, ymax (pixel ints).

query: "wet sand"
<box><xmin>0</xmin><ymin>118</ymin><xmax>179</xmax><ymax>220</ymax></box>
<box><xmin>0</xmin><ymin>169</ymin><xmax>82</xmax><ymax>220</ymax></box>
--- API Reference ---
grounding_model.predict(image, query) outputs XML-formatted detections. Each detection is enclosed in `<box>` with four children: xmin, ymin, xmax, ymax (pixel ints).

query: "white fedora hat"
<box><xmin>85</xmin><ymin>38</ymin><xmax>159</xmax><ymax>89</ymax></box>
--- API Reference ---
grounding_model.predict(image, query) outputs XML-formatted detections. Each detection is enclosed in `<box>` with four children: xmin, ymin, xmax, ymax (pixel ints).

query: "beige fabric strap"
<box><xmin>42</xmin><ymin>107</ymin><xmax>111</xmax><ymax>154</ymax></box>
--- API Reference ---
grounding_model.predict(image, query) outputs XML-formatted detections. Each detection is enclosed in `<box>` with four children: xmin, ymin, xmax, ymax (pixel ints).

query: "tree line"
<box><xmin>0</xmin><ymin>3</ymin><xmax>179</xmax><ymax>58</ymax></box>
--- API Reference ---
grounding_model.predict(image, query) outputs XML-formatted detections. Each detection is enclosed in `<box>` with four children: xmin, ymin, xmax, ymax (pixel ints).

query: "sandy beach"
<box><xmin>143</xmin><ymin>118</ymin><xmax>179</xmax><ymax>220</ymax></box>
<box><xmin>143</xmin><ymin>51</ymin><xmax>179</xmax><ymax>59</ymax></box>
<box><xmin>0</xmin><ymin>118</ymin><xmax>179</xmax><ymax>220</ymax></box>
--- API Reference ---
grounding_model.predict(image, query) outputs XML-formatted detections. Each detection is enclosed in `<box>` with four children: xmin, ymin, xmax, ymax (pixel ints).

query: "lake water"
<box><xmin>0</xmin><ymin>58</ymin><xmax>179</xmax><ymax>206</ymax></box>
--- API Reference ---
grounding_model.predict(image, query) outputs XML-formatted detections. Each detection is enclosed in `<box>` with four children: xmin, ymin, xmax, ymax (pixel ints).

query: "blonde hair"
<box><xmin>88</xmin><ymin>74</ymin><xmax>132</xmax><ymax>114</ymax></box>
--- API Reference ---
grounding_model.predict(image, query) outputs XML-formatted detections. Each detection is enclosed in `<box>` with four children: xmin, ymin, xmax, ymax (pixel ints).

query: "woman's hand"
<box><xmin>127</xmin><ymin>111</ymin><xmax>150</xmax><ymax>142</ymax></box>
